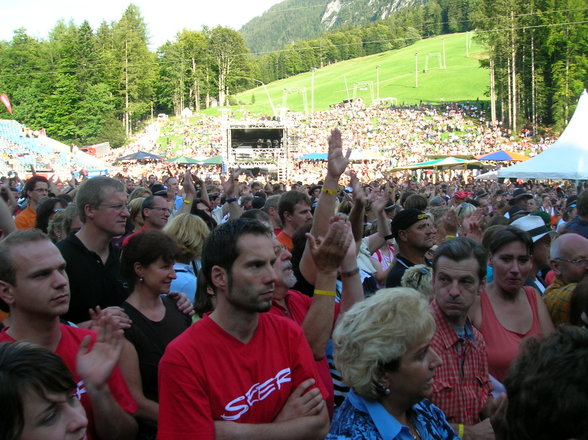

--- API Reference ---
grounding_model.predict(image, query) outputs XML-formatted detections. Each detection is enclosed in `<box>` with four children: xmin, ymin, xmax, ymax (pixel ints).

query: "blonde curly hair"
<box><xmin>333</xmin><ymin>288</ymin><xmax>435</xmax><ymax>400</ymax></box>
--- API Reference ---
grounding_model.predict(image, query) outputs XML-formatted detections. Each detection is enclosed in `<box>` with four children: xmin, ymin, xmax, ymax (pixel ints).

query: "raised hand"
<box><xmin>441</xmin><ymin>209</ymin><xmax>459</xmax><ymax>237</ymax></box>
<box><xmin>372</xmin><ymin>190</ymin><xmax>389</xmax><ymax>214</ymax></box>
<box><xmin>77</xmin><ymin>313</ymin><xmax>124</xmax><ymax>390</ymax></box>
<box><xmin>327</xmin><ymin>128</ymin><xmax>352</xmax><ymax>179</ymax></box>
<box><xmin>349</xmin><ymin>172</ymin><xmax>365</xmax><ymax>206</ymax></box>
<box><xmin>220</xmin><ymin>169</ymin><xmax>237</xmax><ymax>198</ymax></box>
<box><xmin>462</xmin><ymin>208</ymin><xmax>485</xmax><ymax>243</ymax></box>
<box><xmin>183</xmin><ymin>168</ymin><xmax>197</xmax><ymax>196</ymax></box>
<box><xmin>306</xmin><ymin>216</ymin><xmax>352</xmax><ymax>274</ymax></box>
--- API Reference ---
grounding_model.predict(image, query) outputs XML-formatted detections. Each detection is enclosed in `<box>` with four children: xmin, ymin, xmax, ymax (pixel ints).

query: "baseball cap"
<box><xmin>150</xmin><ymin>184</ymin><xmax>168</xmax><ymax>196</ymax></box>
<box><xmin>391</xmin><ymin>209</ymin><xmax>429</xmax><ymax>238</ymax></box>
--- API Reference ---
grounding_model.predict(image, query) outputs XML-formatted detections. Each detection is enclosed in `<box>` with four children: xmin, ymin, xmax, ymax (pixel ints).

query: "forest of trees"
<box><xmin>0</xmin><ymin>5</ymin><xmax>254</xmax><ymax>147</ymax></box>
<box><xmin>0</xmin><ymin>1</ymin><xmax>585</xmax><ymax>147</ymax></box>
<box><xmin>473</xmin><ymin>0</ymin><xmax>587</xmax><ymax>132</ymax></box>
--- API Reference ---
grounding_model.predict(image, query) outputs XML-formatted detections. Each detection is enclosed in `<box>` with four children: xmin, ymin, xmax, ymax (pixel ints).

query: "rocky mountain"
<box><xmin>240</xmin><ymin>0</ymin><xmax>419</xmax><ymax>54</ymax></box>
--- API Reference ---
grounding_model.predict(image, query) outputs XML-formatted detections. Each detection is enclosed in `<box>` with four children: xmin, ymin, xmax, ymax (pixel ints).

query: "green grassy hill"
<box><xmin>223</xmin><ymin>33</ymin><xmax>488</xmax><ymax>116</ymax></box>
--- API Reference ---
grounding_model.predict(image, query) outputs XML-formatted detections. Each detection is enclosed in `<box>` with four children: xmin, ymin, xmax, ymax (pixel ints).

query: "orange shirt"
<box><xmin>276</xmin><ymin>230</ymin><xmax>293</xmax><ymax>251</ymax></box>
<box><xmin>14</xmin><ymin>206</ymin><xmax>37</xmax><ymax>230</ymax></box>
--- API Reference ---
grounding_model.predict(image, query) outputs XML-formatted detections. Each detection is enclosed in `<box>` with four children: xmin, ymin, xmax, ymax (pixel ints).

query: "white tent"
<box><xmin>497</xmin><ymin>90</ymin><xmax>588</xmax><ymax>180</ymax></box>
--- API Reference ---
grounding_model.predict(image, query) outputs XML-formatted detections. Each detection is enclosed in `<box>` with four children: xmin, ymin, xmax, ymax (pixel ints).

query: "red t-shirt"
<box><xmin>269</xmin><ymin>290</ymin><xmax>341</xmax><ymax>416</ymax></box>
<box><xmin>157</xmin><ymin>313</ymin><xmax>328</xmax><ymax>440</ymax></box>
<box><xmin>0</xmin><ymin>324</ymin><xmax>137</xmax><ymax>440</ymax></box>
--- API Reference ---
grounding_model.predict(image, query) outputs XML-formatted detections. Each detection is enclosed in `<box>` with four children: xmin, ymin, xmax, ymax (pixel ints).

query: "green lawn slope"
<box><xmin>225</xmin><ymin>32</ymin><xmax>488</xmax><ymax>115</ymax></box>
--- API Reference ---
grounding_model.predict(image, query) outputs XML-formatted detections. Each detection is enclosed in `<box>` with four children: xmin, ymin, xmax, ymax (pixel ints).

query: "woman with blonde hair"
<box><xmin>163</xmin><ymin>213</ymin><xmax>210</xmax><ymax>302</ymax></box>
<box><xmin>129</xmin><ymin>197</ymin><xmax>146</xmax><ymax>231</ymax></box>
<box><xmin>328</xmin><ymin>288</ymin><xmax>457</xmax><ymax>440</ymax></box>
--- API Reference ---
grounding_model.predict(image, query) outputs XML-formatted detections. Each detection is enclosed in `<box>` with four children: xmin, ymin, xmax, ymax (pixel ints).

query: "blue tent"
<box><xmin>298</xmin><ymin>152</ymin><xmax>328</xmax><ymax>160</ymax></box>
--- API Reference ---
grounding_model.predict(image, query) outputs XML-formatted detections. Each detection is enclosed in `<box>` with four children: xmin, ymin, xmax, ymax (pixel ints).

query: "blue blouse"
<box><xmin>327</xmin><ymin>389</ymin><xmax>460</xmax><ymax>440</ymax></box>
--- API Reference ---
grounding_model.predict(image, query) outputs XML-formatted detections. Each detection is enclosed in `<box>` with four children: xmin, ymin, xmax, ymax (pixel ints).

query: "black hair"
<box><xmin>201</xmin><ymin>219</ymin><xmax>271</xmax><ymax>293</ymax></box>
<box><xmin>488</xmin><ymin>225</ymin><xmax>533</xmax><ymax>255</ymax></box>
<box><xmin>120</xmin><ymin>230</ymin><xmax>178</xmax><ymax>289</ymax></box>
<box><xmin>505</xmin><ymin>326</ymin><xmax>588</xmax><ymax>440</ymax></box>
<box><xmin>0</xmin><ymin>342</ymin><xmax>77</xmax><ymax>440</ymax></box>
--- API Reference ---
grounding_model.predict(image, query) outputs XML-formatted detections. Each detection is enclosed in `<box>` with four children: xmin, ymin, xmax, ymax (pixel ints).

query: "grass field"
<box><xmin>211</xmin><ymin>32</ymin><xmax>489</xmax><ymax>116</ymax></box>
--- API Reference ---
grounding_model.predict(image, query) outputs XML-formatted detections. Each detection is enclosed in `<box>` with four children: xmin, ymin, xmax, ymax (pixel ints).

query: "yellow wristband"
<box><xmin>445</xmin><ymin>234</ymin><xmax>456</xmax><ymax>239</ymax></box>
<box><xmin>314</xmin><ymin>289</ymin><xmax>336</xmax><ymax>297</ymax></box>
<box><xmin>458</xmin><ymin>424</ymin><xmax>464</xmax><ymax>438</ymax></box>
<box><xmin>183</xmin><ymin>200</ymin><xmax>193</xmax><ymax>204</ymax></box>
<box><xmin>321</xmin><ymin>187</ymin><xmax>338</xmax><ymax>195</ymax></box>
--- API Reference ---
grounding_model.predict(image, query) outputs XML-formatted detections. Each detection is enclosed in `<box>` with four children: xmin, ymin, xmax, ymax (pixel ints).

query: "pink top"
<box><xmin>479</xmin><ymin>286</ymin><xmax>542</xmax><ymax>383</ymax></box>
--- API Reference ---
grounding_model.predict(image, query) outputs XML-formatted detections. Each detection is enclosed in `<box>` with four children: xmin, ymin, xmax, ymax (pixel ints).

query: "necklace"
<box><xmin>407</xmin><ymin>417</ymin><xmax>422</xmax><ymax>440</ymax></box>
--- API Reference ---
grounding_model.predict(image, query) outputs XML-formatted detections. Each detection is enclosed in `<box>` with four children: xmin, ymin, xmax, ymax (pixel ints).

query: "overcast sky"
<box><xmin>1</xmin><ymin>0</ymin><xmax>283</xmax><ymax>49</ymax></box>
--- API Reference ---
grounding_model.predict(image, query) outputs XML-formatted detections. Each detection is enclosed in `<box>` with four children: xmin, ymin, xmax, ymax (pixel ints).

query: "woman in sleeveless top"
<box><xmin>118</xmin><ymin>230</ymin><xmax>192</xmax><ymax>439</ymax></box>
<box><xmin>470</xmin><ymin>226</ymin><xmax>554</xmax><ymax>385</ymax></box>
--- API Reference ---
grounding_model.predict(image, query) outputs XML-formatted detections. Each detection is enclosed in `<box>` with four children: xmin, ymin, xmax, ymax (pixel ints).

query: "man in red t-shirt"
<box><xmin>0</xmin><ymin>229</ymin><xmax>138</xmax><ymax>440</ymax></box>
<box><xmin>158</xmin><ymin>219</ymin><xmax>329</xmax><ymax>440</ymax></box>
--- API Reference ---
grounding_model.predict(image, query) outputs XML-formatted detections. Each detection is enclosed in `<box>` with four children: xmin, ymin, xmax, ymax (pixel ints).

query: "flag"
<box><xmin>0</xmin><ymin>94</ymin><xmax>12</xmax><ymax>114</ymax></box>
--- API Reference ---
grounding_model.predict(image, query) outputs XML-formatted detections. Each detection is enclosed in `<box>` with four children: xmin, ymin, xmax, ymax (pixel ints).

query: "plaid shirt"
<box><xmin>544</xmin><ymin>277</ymin><xmax>576</xmax><ymax>326</ymax></box>
<box><xmin>429</xmin><ymin>300</ymin><xmax>493</xmax><ymax>425</ymax></box>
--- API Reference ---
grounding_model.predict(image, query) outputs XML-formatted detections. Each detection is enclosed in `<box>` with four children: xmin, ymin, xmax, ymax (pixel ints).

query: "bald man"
<box><xmin>544</xmin><ymin>233</ymin><xmax>588</xmax><ymax>326</ymax></box>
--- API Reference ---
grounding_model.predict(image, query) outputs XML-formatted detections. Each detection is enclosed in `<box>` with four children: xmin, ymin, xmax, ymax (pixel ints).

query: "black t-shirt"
<box><xmin>57</xmin><ymin>232</ymin><xmax>129</xmax><ymax>323</ymax></box>
<box><xmin>385</xmin><ymin>255</ymin><xmax>432</xmax><ymax>288</ymax></box>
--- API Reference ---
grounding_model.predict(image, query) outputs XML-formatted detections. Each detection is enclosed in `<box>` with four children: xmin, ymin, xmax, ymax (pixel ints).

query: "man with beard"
<box><xmin>158</xmin><ymin>219</ymin><xmax>329</xmax><ymax>440</ymax></box>
<box><xmin>269</xmin><ymin>216</ymin><xmax>360</xmax><ymax>416</ymax></box>
<box><xmin>386</xmin><ymin>209</ymin><xmax>436</xmax><ymax>287</ymax></box>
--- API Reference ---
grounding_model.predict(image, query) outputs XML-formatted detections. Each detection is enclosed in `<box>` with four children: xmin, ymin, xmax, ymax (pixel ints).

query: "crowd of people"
<box><xmin>1</xmin><ymin>124</ymin><xmax>587</xmax><ymax>440</ymax></box>
<box><xmin>103</xmin><ymin>102</ymin><xmax>555</xmax><ymax>187</ymax></box>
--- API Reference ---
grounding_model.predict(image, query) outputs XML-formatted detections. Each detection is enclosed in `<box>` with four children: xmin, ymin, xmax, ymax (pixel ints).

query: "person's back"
<box><xmin>503</xmin><ymin>326</ymin><xmax>588</xmax><ymax>440</ymax></box>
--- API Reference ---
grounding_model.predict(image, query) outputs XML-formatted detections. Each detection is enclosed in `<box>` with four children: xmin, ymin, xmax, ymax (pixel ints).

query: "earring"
<box><xmin>378</xmin><ymin>383</ymin><xmax>391</xmax><ymax>396</ymax></box>
<box><xmin>139</xmin><ymin>277</ymin><xmax>144</xmax><ymax>283</ymax></box>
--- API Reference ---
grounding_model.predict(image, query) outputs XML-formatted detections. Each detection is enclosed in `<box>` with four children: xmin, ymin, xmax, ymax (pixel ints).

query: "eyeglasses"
<box><xmin>555</xmin><ymin>257</ymin><xmax>588</xmax><ymax>266</ymax></box>
<box><xmin>100</xmin><ymin>203</ymin><xmax>130</xmax><ymax>213</ymax></box>
<box><xmin>147</xmin><ymin>207</ymin><xmax>171</xmax><ymax>213</ymax></box>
